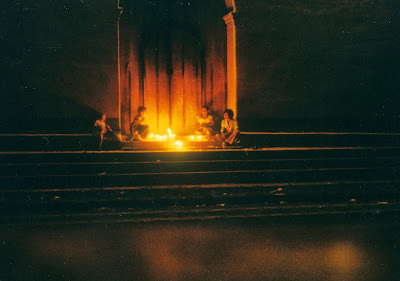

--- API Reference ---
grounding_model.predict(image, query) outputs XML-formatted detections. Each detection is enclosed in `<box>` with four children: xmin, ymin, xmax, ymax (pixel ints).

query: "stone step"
<box><xmin>0</xmin><ymin>134</ymin><xmax>121</xmax><ymax>151</ymax></box>
<box><xmin>240</xmin><ymin>132</ymin><xmax>400</xmax><ymax>148</ymax></box>
<box><xmin>1</xmin><ymin>147</ymin><xmax>398</xmax><ymax>224</ymax></box>
<box><xmin>3</xmin><ymin>180</ymin><xmax>398</xmax><ymax>210</ymax></box>
<box><xmin>3</xmin><ymin>200</ymin><xmax>400</xmax><ymax>225</ymax></box>
<box><xmin>1</xmin><ymin>146</ymin><xmax>399</xmax><ymax>164</ymax></box>
<box><xmin>1</xmin><ymin>132</ymin><xmax>400</xmax><ymax>151</ymax></box>
<box><xmin>1</xmin><ymin>157</ymin><xmax>399</xmax><ymax>176</ymax></box>
<box><xmin>2</xmin><ymin>166</ymin><xmax>398</xmax><ymax>190</ymax></box>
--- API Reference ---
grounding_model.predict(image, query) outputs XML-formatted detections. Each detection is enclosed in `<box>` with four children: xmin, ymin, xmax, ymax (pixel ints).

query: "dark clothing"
<box><xmin>130</xmin><ymin>115</ymin><xmax>149</xmax><ymax>139</ymax></box>
<box><xmin>135</xmin><ymin>124</ymin><xmax>149</xmax><ymax>138</ymax></box>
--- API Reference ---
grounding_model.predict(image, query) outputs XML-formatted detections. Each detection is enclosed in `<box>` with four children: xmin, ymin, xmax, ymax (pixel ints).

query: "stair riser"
<box><xmin>1</xmin><ymin>134</ymin><xmax>399</xmax><ymax>151</ymax></box>
<box><xmin>2</xmin><ymin>183</ymin><xmax>398</xmax><ymax>216</ymax></box>
<box><xmin>1</xmin><ymin>148</ymin><xmax>399</xmax><ymax>164</ymax></box>
<box><xmin>1</xmin><ymin>158</ymin><xmax>399</xmax><ymax>176</ymax></box>
<box><xmin>2</xmin><ymin>168</ymin><xmax>399</xmax><ymax>190</ymax></box>
<box><xmin>240</xmin><ymin>134</ymin><xmax>400</xmax><ymax>148</ymax></box>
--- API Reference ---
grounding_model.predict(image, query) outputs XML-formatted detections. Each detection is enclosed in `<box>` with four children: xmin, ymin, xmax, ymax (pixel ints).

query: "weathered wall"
<box><xmin>2</xmin><ymin>0</ymin><xmax>399</xmax><ymax>133</ymax></box>
<box><xmin>119</xmin><ymin>0</ymin><xmax>228</xmax><ymax>135</ymax></box>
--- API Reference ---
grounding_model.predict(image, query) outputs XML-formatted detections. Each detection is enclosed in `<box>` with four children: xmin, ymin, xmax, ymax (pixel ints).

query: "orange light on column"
<box><xmin>223</xmin><ymin>12</ymin><xmax>238</xmax><ymax>116</ymax></box>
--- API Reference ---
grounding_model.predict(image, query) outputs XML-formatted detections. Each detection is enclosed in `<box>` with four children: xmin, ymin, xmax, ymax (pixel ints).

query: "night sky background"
<box><xmin>1</xmin><ymin>0</ymin><xmax>399</xmax><ymax>132</ymax></box>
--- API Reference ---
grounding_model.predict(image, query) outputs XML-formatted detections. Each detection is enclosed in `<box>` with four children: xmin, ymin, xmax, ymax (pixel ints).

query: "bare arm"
<box><xmin>220</xmin><ymin>120</ymin><xmax>225</xmax><ymax>133</ymax></box>
<box><xmin>196</xmin><ymin>119</ymin><xmax>202</xmax><ymax>129</ymax></box>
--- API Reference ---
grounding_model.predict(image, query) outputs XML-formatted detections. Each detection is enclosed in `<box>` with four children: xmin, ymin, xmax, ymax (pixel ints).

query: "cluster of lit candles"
<box><xmin>147</xmin><ymin>129</ymin><xmax>183</xmax><ymax>148</ymax></box>
<box><xmin>145</xmin><ymin>128</ymin><xmax>207</xmax><ymax>149</ymax></box>
<box><xmin>148</xmin><ymin>129</ymin><xmax>176</xmax><ymax>142</ymax></box>
<box><xmin>189</xmin><ymin>135</ymin><xmax>205</xmax><ymax>141</ymax></box>
<box><xmin>147</xmin><ymin>129</ymin><xmax>206</xmax><ymax>142</ymax></box>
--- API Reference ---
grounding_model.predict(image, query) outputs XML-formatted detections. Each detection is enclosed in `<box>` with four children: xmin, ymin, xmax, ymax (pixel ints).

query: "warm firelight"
<box><xmin>146</xmin><ymin>128</ymin><xmax>183</xmax><ymax>149</ymax></box>
<box><xmin>144</xmin><ymin>128</ymin><xmax>209</xmax><ymax>150</ymax></box>
<box><xmin>148</xmin><ymin>129</ymin><xmax>176</xmax><ymax>142</ymax></box>
<box><xmin>188</xmin><ymin>135</ymin><xmax>206</xmax><ymax>141</ymax></box>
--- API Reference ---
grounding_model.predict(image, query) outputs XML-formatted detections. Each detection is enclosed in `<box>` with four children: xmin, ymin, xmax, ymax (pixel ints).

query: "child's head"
<box><xmin>201</xmin><ymin>106</ymin><xmax>209</xmax><ymax>117</ymax></box>
<box><xmin>223</xmin><ymin>109</ymin><xmax>234</xmax><ymax>120</ymax></box>
<box><xmin>138</xmin><ymin>106</ymin><xmax>147</xmax><ymax>117</ymax></box>
<box><xmin>101</xmin><ymin>114</ymin><xmax>106</xmax><ymax>121</ymax></box>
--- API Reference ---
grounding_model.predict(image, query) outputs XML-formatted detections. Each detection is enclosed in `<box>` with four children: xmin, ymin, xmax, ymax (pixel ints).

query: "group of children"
<box><xmin>195</xmin><ymin>106</ymin><xmax>240</xmax><ymax>146</ymax></box>
<box><xmin>94</xmin><ymin>106</ymin><xmax>240</xmax><ymax>149</ymax></box>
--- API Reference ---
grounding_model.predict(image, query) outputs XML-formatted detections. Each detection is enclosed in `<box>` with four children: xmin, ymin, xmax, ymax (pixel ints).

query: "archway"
<box><xmin>117</xmin><ymin>0</ymin><xmax>237</xmax><ymax>136</ymax></box>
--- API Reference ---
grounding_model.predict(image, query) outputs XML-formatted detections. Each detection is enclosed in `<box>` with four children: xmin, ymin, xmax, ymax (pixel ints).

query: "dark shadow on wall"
<box><xmin>0</xmin><ymin>0</ymin><xmax>119</xmax><ymax>134</ymax></box>
<box><xmin>0</xmin><ymin>88</ymin><xmax>103</xmax><ymax>133</ymax></box>
<box><xmin>235</xmin><ymin>0</ymin><xmax>400</xmax><ymax>123</ymax></box>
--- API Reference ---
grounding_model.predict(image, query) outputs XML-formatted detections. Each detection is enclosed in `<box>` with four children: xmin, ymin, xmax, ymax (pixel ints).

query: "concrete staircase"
<box><xmin>1</xmin><ymin>132</ymin><xmax>400</xmax><ymax>151</ymax></box>
<box><xmin>1</xmin><ymin>145</ymin><xmax>399</xmax><ymax>224</ymax></box>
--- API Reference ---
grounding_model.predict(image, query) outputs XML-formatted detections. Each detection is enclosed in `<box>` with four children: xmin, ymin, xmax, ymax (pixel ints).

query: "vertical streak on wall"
<box><xmin>129</xmin><ymin>26</ymin><xmax>141</xmax><ymax>130</ymax></box>
<box><xmin>144</xmin><ymin>34</ymin><xmax>158</xmax><ymax>133</ymax></box>
<box><xmin>155</xmin><ymin>35</ymin><xmax>159</xmax><ymax>131</ymax></box>
<box><xmin>119</xmin><ymin>14</ymin><xmax>131</xmax><ymax>135</ymax></box>
<box><xmin>205</xmin><ymin>41</ymin><xmax>214</xmax><ymax>110</ymax></box>
<box><xmin>170</xmin><ymin>29</ymin><xmax>184</xmax><ymax>135</ymax></box>
<box><xmin>196</xmin><ymin>42</ymin><xmax>202</xmax><ymax>111</ymax></box>
<box><xmin>117</xmin><ymin>8</ymin><xmax>123</xmax><ymax>136</ymax></box>
<box><xmin>223</xmin><ymin>12</ymin><xmax>237</xmax><ymax>116</ymax></box>
<box><xmin>212</xmin><ymin>35</ymin><xmax>227</xmax><ymax>117</ymax></box>
<box><xmin>158</xmin><ymin>30</ymin><xmax>170</xmax><ymax>132</ymax></box>
<box><xmin>139</xmin><ymin>35</ymin><xmax>145</xmax><ymax>107</ymax></box>
<box><xmin>200</xmin><ymin>42</ymin><xmax>206</xmax><ymax>108</ymax></box>
<box><xmin>183</xmin><ymin>34</ymin><xmax>198</xmax><ymax>133</ymax></box>
<box><xmin>167</xmin><ymin>33</ymin><xmax>173</xmax><ymax>129</ymax></box>
<box><xmin>181</xmin><ymin>36</ymin><xmax>186</xmax><ymax>131</ymax></box>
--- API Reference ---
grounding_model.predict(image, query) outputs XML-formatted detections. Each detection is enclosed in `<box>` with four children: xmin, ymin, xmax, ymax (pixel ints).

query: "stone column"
<box><xmin>223</xmin><ymin>12</ymin><xmax>237</xmax><ymax>116</ymax></box>
<box><xmin>117</xmin><ymin>7</ymin><xmax>124</xmax><ymax>138</ymax></box>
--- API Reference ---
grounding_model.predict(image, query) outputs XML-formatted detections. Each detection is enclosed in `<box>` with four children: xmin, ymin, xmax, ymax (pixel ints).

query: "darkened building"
<box><xmin>1</xmin><ymin>0</ymin><xmax>399</xmax><ymax>133</ymax></box>
<box><xmin>118</xmin><ymin>0</ymin><xmax>237</xmax><ymax>135</ymax></box>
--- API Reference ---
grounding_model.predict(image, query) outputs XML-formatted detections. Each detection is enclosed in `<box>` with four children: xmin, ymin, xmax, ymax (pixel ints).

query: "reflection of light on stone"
<box><xmin>226</xmin><ymin>239</ymin><xmax>365</xmax><ymax>281</ymax></box>
<box><xmin>189</xmin><ymin>135</ymin><xmax>206</xmax><ymax>142</ymax></box>
<box><xmin>30</xmin><ymin>232</ymin><xmax>99</xmax><ymax>265</ymax></box>
<box><xmin>326</xmin><ymin>242</ymin><xmax>362</xmax><ymax>272</ymax></box>
<box><xmin>175</xmin><ymin>141</ymin><xmax>183</xmax><ymax>148</ymax></box>
<box><xmin>132</xmin><ymin>227</ymin><xmax>219</xmax><ymax>281</ymax></box>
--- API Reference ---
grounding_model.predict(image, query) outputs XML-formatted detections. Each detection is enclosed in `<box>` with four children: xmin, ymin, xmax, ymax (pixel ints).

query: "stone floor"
<box><xmin>1</xmin><ymin>214</ymin><xmax>399</xmax><ymax>281</ymax></box>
